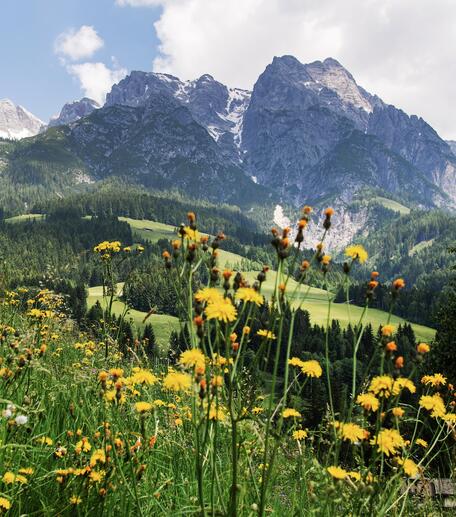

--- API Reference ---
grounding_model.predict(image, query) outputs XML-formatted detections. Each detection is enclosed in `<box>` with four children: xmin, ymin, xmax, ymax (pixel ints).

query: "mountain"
<box><xmin>0</xmin><ymin>99</ymin><xmax>44</xmax><ymax>140</ymax></box>
<box><xmin>242</xmin><ymin>56</ymin><xmax>454</xmax><ymax>208</ymax></box>
<box><xmin>49</xmin><ymin>98</ymin><xmax>100</xmax><ymax>127</ymax></box>
<box><xmin>2</xmin><ymin>55</ymin><xmax>456</xmax><ymax>226</ymax></box>
<box><xmin>447</xmin><ymin>140</ymin><xmax>456</xmax><ymax>156</ymax></box>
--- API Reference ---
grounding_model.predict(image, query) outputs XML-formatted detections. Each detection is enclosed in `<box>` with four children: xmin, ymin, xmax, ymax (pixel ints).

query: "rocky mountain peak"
<box><xmin>0</xmin><ymin>99</ymin><xmax>44</xmax><ymax>140</ymax></box>
<box><xmin>49</xmin><ymin>97</ymin><xmax>101</xmax><ymax>127</ymax></box>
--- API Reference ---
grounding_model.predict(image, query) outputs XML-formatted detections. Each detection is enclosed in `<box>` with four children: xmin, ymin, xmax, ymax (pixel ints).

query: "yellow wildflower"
<box><xmin>179</xmin><ymin>349</ymin><xmax>206</xmax><ymax>370</ymax></box>
<box><xmin>292</xmin><ymin>429</ymin><xmax>308</xmax><ymax>440</ymax></box>
<box><xmin>257</xmin><ymin>329</ymin><xmax>276</xmax><ymax>340</ymax></box>
<box><xmin>369</xmin><ymin>375</ymin><xmax>393</xmax><ymax>397</ymax></box>
<box><xmin>163</xmin><ymin>372</ymin><xmax>192</xmax><ymax>392</ymax></box>
<box><xmin>129</xmin><ymin>369</ymin><xmax>158</xmax><ymax>385</ymax></box>
<box><xmin>0</xmin><ymin>497</ymin><xmax>11</xmax><ymax>510</ymax></box>
<box><xmin>356</xmin><ymin>393</ymin><xmax>380</xmax><ymax>412</ymax></box>
<box><xmin>194</xmin><ymin>288</ymin><xmax>223</xmax><ymax>304</ymax></box>
<box><xmin>282</xmin><ymin>408</ymin><xmax>301</xmax><ymax>418</ymax></box>
<box><xmin>338</xmin><ymin>422</ymin><xmax>365</xmax><ymax>443</ymax></box>
<box><xmin>327</xmin><ymin>466</ymin><xmax>348</xmax><ymax>480</ymax></box>
<box><xmin>301</xmin><ymin>360</ymin><xmax>322</xmax><ymax>378</ymax></box>
<box><xmin>205</xmin><ymin>298</ymin><xmax>237</xmax><ymax>323</ymax></box>
<box><xmin>370</xmin><ymin>428</ymin><xmax>405</xmax><ymax>456</ymax></box>
<box><xmin>345</xmin><ymin>244</ymin><xmax>368</xmax><ymax>264</ymax></box>
<box><xmin>415</xmin><ymin>438</ymin><xmax>428</xmax><ymax>448</ymax></box>
<box><xmin>381</xmin><ymin>325</ymin><xmax>395</xmax><ymax>337</ymax></box>
<box><xmin>235</xmin><ymin>287</ymin><xmax>264</xmax><ymax>306</ymax></box>
<box><xmin>421</xmin><ymin>374</ymin><xmax>447</xmax><ymax>387</ymax></box>
<box><xmin>289</xmin><ymin>357</ymin><xmax>305</xmax><ymax>368</ymax></box>
<box><xmin>135</xmin><ymin>402</ymin><xmax>153</xmax><ymax>414</ymax></box>
<box><xmin>419</xmin><ymin>394</ymin><xmax>446</xmax><ymax>418</ymax></box>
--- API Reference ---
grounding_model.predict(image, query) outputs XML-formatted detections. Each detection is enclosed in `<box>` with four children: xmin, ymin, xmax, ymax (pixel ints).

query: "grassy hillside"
<box><xmin>120</xmin><ymin>218</ymin><xmax>436</xmax><ymax>342</ymax></box>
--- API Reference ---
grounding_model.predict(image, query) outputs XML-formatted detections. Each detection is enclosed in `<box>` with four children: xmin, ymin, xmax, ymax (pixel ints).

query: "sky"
<box><xmin>2</xmin><ymin>0</ymin><xmax>456</xmax><ymax>139</ymax></box>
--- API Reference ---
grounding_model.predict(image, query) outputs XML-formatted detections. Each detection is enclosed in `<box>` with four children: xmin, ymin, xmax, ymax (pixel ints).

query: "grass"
<box><xmin>122</xmin><ymin>217</ymin><xmax>247</xmax><ymax>269</ymax></box>
<box><xmin>5</xmin><ymin>213</ymin><xmax>44</xmax><ymax>223</ymax></box>
<box><xmin>87</xmin><ymin>283</ymin><xmax>180</xmax><ymax>351</ymax></box>
<box><xmin>121</xmin><ymin>217</ymin><xmax>435</xmax><ymax>342</ymax></box>
<box><xmin>243</xmin><ymin>271</ymin><xmax>435</xmax><ymax>342</ymax></box>
<box><xmin>373</xmin><ymin>196</ymin><xmax>411</xmax><ymax>215</ymax></box>
<box><xmin>409</xmin><ymin>239</ymin><xmax>435</xmax><ymax>256</ymax></box>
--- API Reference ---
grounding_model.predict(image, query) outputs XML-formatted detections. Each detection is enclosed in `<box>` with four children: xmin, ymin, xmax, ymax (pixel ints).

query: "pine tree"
<box><xmin>429</xmin><ymin>280</ymin><xmax>456</xmax><ymax>383</ymax></box>
<box><xmin>142</xmin><ymin>323</ymin><xmax>157</xmax><ymax>359</ymax></box>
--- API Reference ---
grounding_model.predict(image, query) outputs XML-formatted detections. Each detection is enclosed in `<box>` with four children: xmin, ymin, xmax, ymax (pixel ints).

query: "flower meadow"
<box><xmin>0</xmin><ymin>208</ymin><xmax>455</xmax><ymax>516</ymax></box>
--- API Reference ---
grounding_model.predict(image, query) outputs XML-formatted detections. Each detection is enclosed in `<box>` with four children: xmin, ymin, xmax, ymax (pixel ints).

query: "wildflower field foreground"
<box><xmin>0</xmin><ymin>208</ymin><xmax>455</xmax><ymax>516</ymax></box>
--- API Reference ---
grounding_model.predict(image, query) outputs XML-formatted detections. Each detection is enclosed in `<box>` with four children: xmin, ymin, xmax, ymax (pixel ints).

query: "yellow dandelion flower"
<box><xmin>392</xmin><ymin>407</ymin><xmax>405</xmax><ymax>417</ymax></box>
<box><xmin>205</xmin><ymin>298</ymin><xmax>237</xmax><ymax>323</ymax></box>
<box><xmin>163</xmin><ymin>372</ymin><xmax>192</xmax><ymax>392</ymax></box>
<box><xmin>183</xmin><ymin>227</ymin><xmax>201</xmax><ymax>242</ymax></box>
<box><xmin>419</xmin><ymin>394</ymin><xmax>446</xmax><ymax>418</ymax></box>
<box><xmin>70</xmin><ymin>495</ymin><xmax>82</xmax><ymax>505</ymax></box>
<box><xmin>135</xmin><ymin>401</ymin><xmax>153</xmax><ymax>414</ymax></box>
<box><xmin>289</xmin><ymin>357</ymin><xmax>305</xmax><ymax>368</ymax></box>
<box><xmin>339</xmin><ymin>422</ymin><xmax>366</xmax><ymax>443</ymax></box>
<box><xmin>129</xmin><ymin>369</ymin><xmax>158</xmax><ymax>385</ymax></box>
<box><xmin>282</xmin><ymin>408</ymin><xmax>301</xmax><ymax>418</ymax></box>
<box><xmin>356</xmin><ymin>393</ymin><xmax>380</xmax><ymax>412</ymax></box>
<box><xmin>348</xmin><ymin>471</ymin><xmax>361</xmax><ymax>481</ymax></box>
<box><xmin>194</xmin><ymin>287</ymin><xmax>223</xmax><ymax>304</ymax></box>
<box><xmin>370</xmin><ymin>428</ymin><xmax>405</xmax><ymax>456</ymax></box>
<box><xmin>89</xmin><ymin>449</ymin><xmax>106</xmax><ymax>467</ymax></box>
<box><xmin>179</xmin><ymin>349</ymin><xmax>206</xmax><ymax>370</ymax></box>
<box><xmin>392</xmin><ymin>378</ymin><xmax>416</xmax><ymax>395</ymax></box>
<box><xmin>2</xmin><ymin>472</ymin><xmax>16</xmax><ymax>484</ymax></box>
<box><xmin>252</xmin><ymin>407</ymin><xmax>264</xmax><ymax>415</ymax></box>
<box><xmin>301</xmin><ymin>360</ymin><xmax>322</xmax><ymax>378</ymax></box>
<box><xmin>257</xmin><ymin>329</ymin><xmax>276</xmax><ymax>340</ymax></box>
<box><xmin>327</xmin><ymin>466</ymin><xmax>348</xmax><ymax>480</ymax></box>
<box><xmin>369</xmin><ymin>375</ymin><xmax>394</xmax><ymax>397</ymax></box>
<box><xmin>345</xmin><ymin>244</ymin><xmax>368</xmax><ymax>264</ymax></box>
<box><xmin>399</xmin><ymin>458</ymin><xmax>420</xmax><ymax>478</ymax></box>
<box><xmin>415</xmin><ymin>438</ymin><xmax>428</xmax><ymax>448</ymax></box>
<box><xmin>0</xmin><ymin>497</ymin><xmax>11</xmax><ymax>510</ymax></box>
<box><xmin>421</xmin><ymin>374</ymin><xmax>447</xmax><ymax>387</ymax></box>
<box><xmin>292</xmin><ymin>429</ymin><xmax>308</xmax><ymax>440</ymax></box>
<box><xmin>235</xmin><ymin>287</ymin><xmax>264</xmax><ymax>306</ymax></box>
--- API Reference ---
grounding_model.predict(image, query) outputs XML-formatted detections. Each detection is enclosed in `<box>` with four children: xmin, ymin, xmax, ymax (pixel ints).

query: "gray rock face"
<box><xmin>0</xmin><ymin>99</ymin><xmax>44</xmax><ymax>140</ymax></box>
<box><xmin>49</xmin><ymin>98</ymin><xmax>100</xmax><ymax>127</ymax></box>
<box><xmin>106</xmin><ymin>71</ymin><xmax>250</xmax><ymax>163</ymax></box>
<box><xmin>241</xmin><ymin>56</ymin><xmax>456</xmax><ymax>208</ymax></box>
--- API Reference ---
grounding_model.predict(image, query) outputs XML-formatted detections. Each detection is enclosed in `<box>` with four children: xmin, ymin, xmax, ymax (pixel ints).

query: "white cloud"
<box><xmin>55</xmin><ymin>25</ymin><xmax>104</xmax><ymax>61</ymax></box>
<box><xmin>121</xmin><ymin>0</ymin><xmax>456</xmax><ymax>139</ymax></box>
<box><xmin>67</xmin><ymin>62</ymin><xmax>127</xmax><ymax>104</ymax></box>
<box><xmin>116</xmin><ymin>0</ymin><xmax>163</xmax><ymax>5</ymax></box>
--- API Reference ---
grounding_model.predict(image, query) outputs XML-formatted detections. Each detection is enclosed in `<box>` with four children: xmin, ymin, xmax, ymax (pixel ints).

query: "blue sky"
<box><xmin>0</xmin><ymin>0</ymin><xmax>162</xmax><ymax>121</ymax></box>
<box><xmin>2</xmin><ymin>0</ymin><xmax>456</xmax><ymax>137</ymax></box>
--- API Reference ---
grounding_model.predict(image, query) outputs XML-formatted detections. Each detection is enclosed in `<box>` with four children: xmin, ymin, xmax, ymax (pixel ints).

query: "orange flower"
<box><xmin>324</xmin><ymin>207</ymin><xmax>335</xmax><ymax>217</ymax></box>
<box><xmin>417</xmin><ymin>343</ymin><xmax>430</xmax><ymax>354</ymax></box>
<box><xmin>393</xmin><ymin>278</ymin><xmax>405</xmax><ymax>290</ymax></box>
<box><xmin>385</xmin><ymin>341</ymin><xmax>397</xmax><ymax>352</ymax></box>
<box><xmin>395</xmin><ymin>356</ymin><xmax>404</xmax><ymax>369</ymax></box>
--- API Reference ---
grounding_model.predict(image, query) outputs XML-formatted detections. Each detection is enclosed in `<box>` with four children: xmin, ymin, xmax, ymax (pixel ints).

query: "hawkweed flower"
<box><xmin>327</xmin><ymin>466</ymin><xmax>347</xmax><ymax>480</ymax></box>
<box><xmin>345</xmin><ymin>244</ymin><xmax>368</xmax><ymax>264</ymax></box>
<box><xmin>421</xmin><ymin>374</ymin><xmax>446</xmax><ymax>387</ymax></box>
<box><xmin>417</xmin><ymin>343</ymin><xmax>430</xmax><ymax>354</ymax></box>
<box><xmin>356</xmin><ymin>393</ymin><xmax>380</xmax><ymax>412</ymax></box>
<box><xmin>205</xmin><ymin>298</ymin><xmax>237</xmax><ymax>323</ymax></box>
<box><xmin>370</xmin><ymin>428</ymin><xmax>405</xmax><ymax>456</ymax></box>
<box><xmin>282</xmin><ymin>408</ymin><xmax>302</xmax><ymax>418</ymax></box>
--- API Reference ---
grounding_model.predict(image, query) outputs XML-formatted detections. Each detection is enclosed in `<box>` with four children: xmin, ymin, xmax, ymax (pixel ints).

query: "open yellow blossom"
<box><xmin>415</xmin><ymin>438</ymin><xmax>428</xmax><ymax>448</ymax></box>
<box><xmin>392</xmin><ymin>378</ymin><xmax>416</xmax><ymax>395</ymax></box>
<box><xmin>338</xmin><ymin>422</ymin><xmax>366</xmax><ymax>443</ymax></box>
<box><xmin>0</xmin><ymin>497</ymin><xmax>11</xmax><ymax>510</ymax></box>
<box><xmin>421</xmin><ymin>374</ymin><xmax>447</xmax><ymax>387</ymax></box>
<box><xmin>399</xmin><ymin>458</ymin><xmax>420</xmax><ymax>478</ymax></box>
<box><xmin>368</xmin><ymin>375</ymin><xmax>394</xmax><ymax>397</ymax></box>
<box><xmin>252</xmin><ymin>407</ymin><xmax>264</xmax><ymax>415</ymax></box>
<box><xmin>327</xmin><ymin>466</ymin><xmax>348</xmax><ymax>480</ymax></box>
<box><xmin>135</xmin><ymin>401</ymin><xmax>153</xmax><ymax>414</ymax></box>
<box><xmin>205</xmin><ymin>298</ymin><xmax>237</xmax><ymax>323</ymax></box>
<box><xmin>345</xmin><ymin>244</ymin><xmax>368</xmax><ymax>264</ymax></box>
<box><xmin>70</xmin><ymin>495</ymin><xmax>82</xmax><ymax>505</ymax></box>
<box><xmin>183</xmin><ymin>227</ymin><xmax>201</xmax><ymax>241</ymax></box>
<box><xmin>179</xmin><ymin>349</ymin><xmax>206</xmax><ymax>370</ymax></box>
<box><xmin>235</xmin><ymin>287</ymin><xmax>264</xmax><ymax>306</ymax></box>
<box><xmin>293</xmin><ymin>429</ymin><xmax>308</xmax><ymax>440</ymax></box>
<box><xmin>419</xmin><ymin>394</ymin><xmax>446</xmax><ymax>418</ymax></box>
<box><xmin>195</xmin><ymin>287</ymin><xmax>223</xmax><ymax>304</ymax></box>
<box><xmin>392</xmin><ymin>407</ymin><xmax>405</xmax><ymax>418</ymax></box>
<box><xmin>370</xmin><ymin>428</ymin><xmax>405</xmax><ymax>456</ymax></box>
<box><xmin>289</xmin><ymin>357</ymin><xmax>305</xmax><ymax>368</ymax></box>
<box><xmin>129</xmin><ymin>369</ymin><xmax>158</xmax><ymax>385</ymax></box>
<box><xmin>90</xmin><ymin>449</ymin><xmax>106</xmax><ymax>467</ymax></box>
<box><xmin>208</xmin><ymin>406</ymin><xmax>227</xmax><ymax>421</ymax></box>
<box><xmin>282</xmin><ymin>408</ymin><xmax>301</xmax><ymax>418</ymax></box>
<box><xmin>357</xmin><ymin>393</ymin><xmax>380</xmax><ymax>411</ymax></box>
<box><xmin>301</xmin><ymin>360</ymin><xmax>322</xmax><ymax>378</ymax></box>
<box><xmin>163</xmin><ymin>372</ymin><xmax>192</xmax><ymax>392</ymax></box>
<box><xmin>2</xmin><ymin>472</ymin><xmax>16</xmax><ymax>485</ymax></box>
<box><xmin>257</xmin><ymin>329</ymin><xmax>276</xmax><ymax>340</ymax></box>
